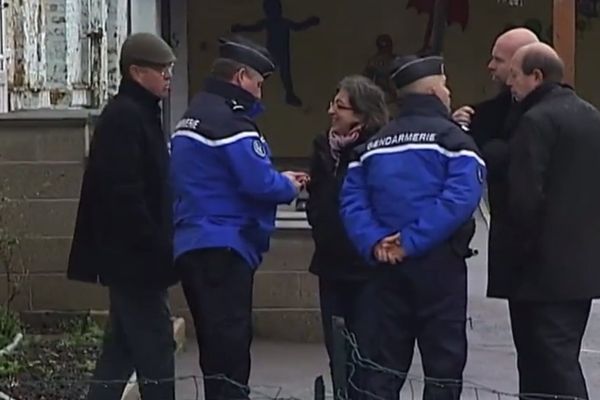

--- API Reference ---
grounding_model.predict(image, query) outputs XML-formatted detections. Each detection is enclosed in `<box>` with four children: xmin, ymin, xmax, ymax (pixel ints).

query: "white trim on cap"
<box><xmin>223</xmin><ymin>41</ymin><xmax>276</xmax><ymax>70</ymax></box>
<box><xmin>390</xmin><ymin>56</ymin><xmax>444</xmax><ymax>79</ymax></box>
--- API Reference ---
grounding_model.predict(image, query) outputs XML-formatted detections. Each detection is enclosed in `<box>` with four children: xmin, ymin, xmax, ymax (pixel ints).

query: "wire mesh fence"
<box><xmin>0</xmin><ymin>324</ymin><xmax>589</xmax><ymax>400</ymax></box>
<box><xmin>0</xmin><ymin>371</ymin><xmax>588</xmax><ymax>400</ymax></box>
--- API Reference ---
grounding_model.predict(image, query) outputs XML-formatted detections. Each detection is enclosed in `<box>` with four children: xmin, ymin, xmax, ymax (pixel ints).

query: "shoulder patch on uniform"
<box><xmin>252</xmin><ymin>139</ymin><xmax>267</xmax><ymax>158</ymax></box>
<box><xmin>437</xmin><ymin>125</ymin><xmax>480</xmax><ymax>154</ymax></box>
<box><xmin>227</xmin><ymin>99</ymin><xmax>246</xmax><ymax>112</ymax></box>
<box><xmin>477</xmin><ymin>165</ymin><xmax>485</xmax><ymax>183</ymax></box>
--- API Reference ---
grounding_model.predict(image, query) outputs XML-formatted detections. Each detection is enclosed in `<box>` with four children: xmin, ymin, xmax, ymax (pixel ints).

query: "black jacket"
<box><xmin>506</xmin><ymin>83</ymin><xmax>600</xmax><ymax>301</ymax></box>
<box><xmin>468</xmin><ymin>90</ymin><xmax>522</xmax><ymax>299</ymax></box>
<box><xmin>306</xmin><ymin>133</ymin><xmax>372</xmax><ymax>281</ymax></box>
<box><xmin>67</xmin><ymin>78</ymin><xmax>178</xmax><ymax>289</ymax></box>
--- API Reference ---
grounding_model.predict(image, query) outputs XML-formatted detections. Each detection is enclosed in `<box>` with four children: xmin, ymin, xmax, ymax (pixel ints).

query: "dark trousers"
<box><xmin>509</xmin><ymin>300</ymin><xmax>591</xmax><ymax>400</ymax></box>
<box><xmin>319</xmin><ymin>278</ymin><xmax>379</xmax><ymax>398</ymax></box>
<box><xmin>177</xmin><ymin>248</ymin><xmax>254</xmax><ymax>400</ymax></box>
<box><xmin>364</xmin><ymin>245</ymin><xmax>467</xmax><ymax>400</ymax></box>
<box><xmin>87</xmin><ymin>287</ymin><xmax>175</xmax><ymax>400</ymax></box>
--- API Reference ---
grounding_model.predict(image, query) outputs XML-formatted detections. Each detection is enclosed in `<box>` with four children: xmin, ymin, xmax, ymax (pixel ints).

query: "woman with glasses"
<box><xmin>306</xmin><ymin>75</ymin><xmax>389</xmax><ymax>396</ymax></box>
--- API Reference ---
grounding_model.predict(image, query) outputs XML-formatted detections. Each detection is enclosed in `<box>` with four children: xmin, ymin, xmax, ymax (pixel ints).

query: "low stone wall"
<box><xmin>0</xmin><ymin>110</ymin><xmax>322</xmax><ymax>342</ymax></box>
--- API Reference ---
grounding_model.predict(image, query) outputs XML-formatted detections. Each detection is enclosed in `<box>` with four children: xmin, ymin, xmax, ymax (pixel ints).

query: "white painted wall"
<box><xmin>167</xmin><ymin>0</ymin><xmax>188</xmax><ymax>130</ymax></box>
<box><xmin>129</xmin><ymin>0</ymin><xmax>160</xmax><ymax>34</ymax></box>
<box><xmin>2</xmin><ymin>0</ymin><xmax>129</xmax><ymax>111</ymax></box>
<box><xmin>0</xmin><ymin>2</ymin><xmax>8</xmax><ymax>112</ymax></box>
<box><xmin>0</xmin><ymin>0</ymin><xmax>173</xmax><ymax>112</ymax></box>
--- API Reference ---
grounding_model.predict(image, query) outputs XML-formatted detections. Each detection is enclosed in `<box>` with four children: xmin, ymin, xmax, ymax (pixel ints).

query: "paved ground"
<box><xmin>175</xmin><ymin>211</ymin><xmax>600</xmax><ymax>399</ymax></box>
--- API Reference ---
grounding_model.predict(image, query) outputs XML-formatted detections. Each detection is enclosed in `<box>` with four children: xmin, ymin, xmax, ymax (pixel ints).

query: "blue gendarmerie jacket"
<box><xmin>340</xmin><ymin>94</ymin><xmax>486</xmax><ymax>265</ymax></box>
<box><xmin>170</xmin><ymin>78</ymin><xmax>298</xmax><ymax>269</ymax></box>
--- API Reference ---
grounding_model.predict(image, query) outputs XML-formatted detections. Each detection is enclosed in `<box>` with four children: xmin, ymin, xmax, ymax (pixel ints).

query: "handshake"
<box><xmin>282</xmin><ymin>171</ymin><xmax>310</xmax><ymax>192</ymax></box>
<box><xmin>374</xmin><ymin>232</ymin><xmax>406</xmax><ymax>264</ymax></box>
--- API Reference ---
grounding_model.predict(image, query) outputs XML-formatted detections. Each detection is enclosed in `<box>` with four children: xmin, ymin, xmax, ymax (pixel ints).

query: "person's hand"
<box><xmin>282</xmin><ymin>171</ymin><xmax>310</xmax><ymax>191</ymax></box>
<box><xmin>452</xmin><ymin>105</ymin><xmax>475</xmax><ymax>127</ymax></box>
<box><xmin>374</xmin><ymin>233</ymin><xmax>405</xmax><ymax>264</ymax></box>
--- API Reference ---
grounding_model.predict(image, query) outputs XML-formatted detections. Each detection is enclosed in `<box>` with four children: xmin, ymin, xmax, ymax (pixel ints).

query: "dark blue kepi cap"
<box><xmin>390</xmin><ymin>55</ymin><xmax>445</xmax><ymax>89</ymax></box>
<box><xmin>218</xmin><ymin>36</ymin><xmax>276</xmax><ymax>78</ymax></box>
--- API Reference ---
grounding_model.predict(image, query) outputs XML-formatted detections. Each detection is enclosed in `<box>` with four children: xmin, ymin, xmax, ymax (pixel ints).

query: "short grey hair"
<box><xmin>210</xmin><ymin>58</ymin><xmax>261</xmax><ymax>81</ymax></box>
<box><xmin>337</xmin><ymin>75</ymin><xmax>389</xmax><ymax>132</ymax></box>
<box><xmin>521</xmin><ymin>50</ymin><xmax>564</xmax><ymax>83</ymax></box>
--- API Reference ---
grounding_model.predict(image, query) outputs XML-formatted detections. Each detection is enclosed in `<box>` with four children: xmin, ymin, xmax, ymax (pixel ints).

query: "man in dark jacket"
<box><xmin>67</xmin><ymin>33</ymin><xmax>178</xmax><ymax>400</ymax></box>
<box><xmin>505</xmin><ymin>42</ymin><xmax>600</xmax><ymax>400</ymax></box>
<box><xmin>306</xmin><ymin>75</ymin><xmax>389</xmax><ymax>396</ymax></box>
<box><xmin>452</xmin><ymin>28</ymin><xmax>539</xmax><ymax>297</ymax></box>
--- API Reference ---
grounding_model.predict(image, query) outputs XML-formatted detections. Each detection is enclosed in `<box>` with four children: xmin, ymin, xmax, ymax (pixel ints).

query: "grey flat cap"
<box><xmin>119</xmin><ymin>32</ymin><xmax>176</xmax><ymax>73</ymax></box>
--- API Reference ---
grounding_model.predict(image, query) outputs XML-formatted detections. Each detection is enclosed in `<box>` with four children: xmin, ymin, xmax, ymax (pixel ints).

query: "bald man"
<box><xmin>505</xmin><ymin>42</ymin><xmax>600</xmax><ymax>399</ymax></box>
<box><xmin>452</xmin><ymin>28</ymin><xmax>539</xmax><ymax>301</ymax></box>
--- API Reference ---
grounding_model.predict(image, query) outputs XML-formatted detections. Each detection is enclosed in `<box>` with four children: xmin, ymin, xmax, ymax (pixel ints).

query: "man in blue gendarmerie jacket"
<box><xmin>170</xmin><ymin>36</ymin><xmax>306</xmax><ymax>400</ymax></box>
<box><xmin>340</xmin><ymin>55</ymin><xmax>486</xmax><ymax>400</ymax></box>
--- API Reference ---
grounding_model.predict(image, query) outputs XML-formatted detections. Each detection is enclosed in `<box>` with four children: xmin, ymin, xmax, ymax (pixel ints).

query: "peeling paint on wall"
<box><xmin>106</xmin><ymin>0</ymin><xmax>128</xmax><ymax>96</ymax></box>
<box><xmin>3</xmin><ymin>0</ymin><xmax>129</xmax><ymax>111</ymax></box>
<box><xmin>45</xmin><ymin>0</ymin><xmax>70</xmax><ymax>107</ymax></box>
<box><xmin>6</xmin><ymin>0</ymin><xmax>50</xmax><ymax>110</ymax></box>
<box><xmin>66</xmin><ymin>0</ymin><xmax>90</xmax><ymax>106</ymax></box>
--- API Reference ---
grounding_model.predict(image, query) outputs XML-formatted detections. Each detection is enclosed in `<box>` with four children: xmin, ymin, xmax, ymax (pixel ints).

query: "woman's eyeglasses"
<box><xmin>329</xmin><ymin>99</ymin><xmax>354</xmax><ymax>112</ymax></box>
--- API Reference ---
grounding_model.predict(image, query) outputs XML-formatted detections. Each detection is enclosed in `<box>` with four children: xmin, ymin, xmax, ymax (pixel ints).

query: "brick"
<box><xmin>3</xmin><ymin>199</ymin><xmax>78</xmax><ymax>237</ymax></box>
<box><xmin>0</xmin><ymin>130</ymin><xmax>39</xmax><ymax>162</ymax></box>
<box><xmin>168</xmin><ymin>285</ymin><xmax>188</xmax><ymax>310</ymax></box>
<box><xmin>0</xmin><ymin>162</ymin><xmax>83</xmax><ymax>199</ymax></box>
<box><xmin>36</xmin><ymin>128</ymin><xmax>87</xmax><ymax>161</ymax></box>
<box><xmin>253</xmin><ymin>271</ymin><xmax>319</xmax><ymax>309</ymax></box>
<box><xmin>0</xmin><ymin>274</ymin><xmax>31</xmax><ymax>311</ymax></box>
<box><xmin>253</xmin><ymin>309</ymin><xmax>323</xmax><ymax>342</ymax></box>
<box><xmin>19</xmin><ymin>237</ymin><xmax>72</xmax><ymax>273</ymax></box>
<box><xmin>0</xmin><ymin>126</ymin><xmax>86</xmax><ymax>162</ymax></box>
<box><xmin>254</xmin><ymin>271</ymin><xmax>300</xmax><ymax>309</ymax></box>
<box><xmin>298</xmin><ymin>272</ymin><xmax>319</xmax><ymax>308</ymax></box>
<box><xmin>30</xmin><ymin>274</ymin><xmax>108</xmax><ymax>310</ymax></box>
<box><xmin>262</xmin><ymin>230</ymin><xmax>314</xmax><ymax>271</ymax></box>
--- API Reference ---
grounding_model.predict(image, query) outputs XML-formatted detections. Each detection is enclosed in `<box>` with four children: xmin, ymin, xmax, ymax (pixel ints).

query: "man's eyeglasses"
<box><xmin>136</xmin><ymin>62</ymin><xmax>174</xmax><ymax>78</ymax></box>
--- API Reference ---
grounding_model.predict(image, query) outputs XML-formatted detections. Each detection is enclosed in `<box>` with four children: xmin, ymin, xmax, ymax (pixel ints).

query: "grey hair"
<box><xmin>210</xmin><ymin>58</ymin><xmax>244</xmax><ymax>80</ymax></box>
<box><xmin>521</xmin><ymin>50</ymin><xmax>564</xmax><ymax>83</ymax></box>
<box><xmin>210</xmin><ymin>58</ymin><xmax>262</xmax><ymax>81</ymax></box>
<box><xmin>337</xmin><ymin>75</ymin><xmax>390</xmax><ymax>132</ymax></box>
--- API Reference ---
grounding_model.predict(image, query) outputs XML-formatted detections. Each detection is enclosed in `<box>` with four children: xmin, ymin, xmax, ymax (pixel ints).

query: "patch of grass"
<box><xmin>0</xmin><ymin>307</ymin><xmax>22</xmax><ymax>349</ymax></box>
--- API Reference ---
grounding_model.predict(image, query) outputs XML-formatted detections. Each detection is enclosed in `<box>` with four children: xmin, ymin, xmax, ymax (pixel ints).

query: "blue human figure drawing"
<box><xmin>231</xmin><ymin>0</ymin><xmax>320</xmax><ymax>107</ymax></box>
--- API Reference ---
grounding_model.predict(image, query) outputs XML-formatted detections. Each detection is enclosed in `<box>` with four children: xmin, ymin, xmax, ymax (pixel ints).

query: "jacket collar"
<box><xmin>118</xmin><ymin>78</ymin><xmax>161</xmax><ymax>114</ymax></box>
<box><xmin>396</xmin><ymin>94</ymin><xmax>450</xmax><ymax>119</ymax></box>
<box><xmin>517</xmin><ymin>81</ymin><xmax>564</xmax><ymax>113</ymax></box>
<box><xmin>203</xmin><ymin>77</ymin><xmax>258</xmax><ymax>111</ymax></box>
<box><xmin>315</xmin><ymin>129</ymin><xmax>376</xmax><ymax>169</ymax></box>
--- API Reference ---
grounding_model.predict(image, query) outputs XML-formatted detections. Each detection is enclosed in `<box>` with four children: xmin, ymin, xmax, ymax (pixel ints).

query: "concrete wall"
<box><xmin>0</xmin><ymin>114</ymin><xmax>321</xmax><ymax>341</ymax></box>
